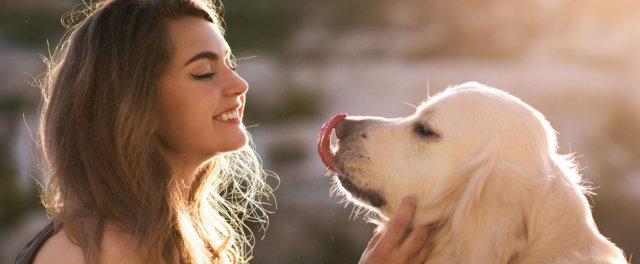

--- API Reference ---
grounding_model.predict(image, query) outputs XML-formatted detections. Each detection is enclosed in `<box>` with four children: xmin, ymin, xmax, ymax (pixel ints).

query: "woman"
<box><xmin>16</xmin><ymin>0</ymin><xmax>429</xmax><ymax>263</ymax></box>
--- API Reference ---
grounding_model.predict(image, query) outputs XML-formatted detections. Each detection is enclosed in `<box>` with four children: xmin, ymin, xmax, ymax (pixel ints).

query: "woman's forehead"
<box><xmin>166</xmin><ymin>16</ymin><xmax>230</xmax><ymax>62</ymax></box>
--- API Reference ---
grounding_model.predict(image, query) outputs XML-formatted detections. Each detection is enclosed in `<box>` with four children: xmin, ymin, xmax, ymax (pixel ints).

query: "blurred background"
<box><xmin>1</xmin><ymin>0</ymin><xmax>639</xmax><ymax>263</ymax></box>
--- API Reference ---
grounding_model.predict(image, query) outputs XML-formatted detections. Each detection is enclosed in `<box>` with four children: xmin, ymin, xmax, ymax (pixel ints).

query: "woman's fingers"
<box><xmin>408</xmin><ymin>242</ymin><xmax>431</xmax><ymax>264</ymax></box>
<box><xmin>358</xmin><ymin>196</ymin><xmax>430</xmax><ymax>264</ymax></box>
<box><xmin>365</xmin><ymin>231</ymin><xmax>383</xmax><ymax>251</ymax></box>
<box><xmin>378</xmin><ymin>196</ymin><xmax>417</xmax><ymax>250</ymax></box>
<box><xmin>400</xmin><ymin>227</ymin><xmax>429</xmax><ymax>263</ymax></box>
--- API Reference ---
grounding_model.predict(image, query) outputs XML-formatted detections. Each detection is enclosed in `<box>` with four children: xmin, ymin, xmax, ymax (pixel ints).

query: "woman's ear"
<box><xmin>449</xmin><ymin>156</ymin><xmax>534</xmax><ymax>263</ymax></box>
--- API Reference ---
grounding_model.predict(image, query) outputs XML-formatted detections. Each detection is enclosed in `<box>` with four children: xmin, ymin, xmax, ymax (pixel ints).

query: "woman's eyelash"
<box><xmin>190</xmin><ymin>73</ymin><xmax>215</xmax><ymax>79</ymax></box>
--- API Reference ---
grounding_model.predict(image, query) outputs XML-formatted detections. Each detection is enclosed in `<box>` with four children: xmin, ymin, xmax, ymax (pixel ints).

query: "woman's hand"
<box><xmin>358</xmin><ymin>196</ymin><xmax>430</xmax><ymax>264</ymax></box>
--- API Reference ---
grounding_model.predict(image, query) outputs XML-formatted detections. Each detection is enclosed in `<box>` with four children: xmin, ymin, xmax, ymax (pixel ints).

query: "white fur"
<box><xmin>333</xmin><ymin>82</ymin><xmax>628</xmax><ymax>263</ymax></box>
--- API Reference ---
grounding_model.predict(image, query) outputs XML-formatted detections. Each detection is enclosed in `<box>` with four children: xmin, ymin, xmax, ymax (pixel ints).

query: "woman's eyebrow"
<box><xmin>183</xmin><ymin>51</ymin><xmax>219</xmax><ymax>67</ymax></box>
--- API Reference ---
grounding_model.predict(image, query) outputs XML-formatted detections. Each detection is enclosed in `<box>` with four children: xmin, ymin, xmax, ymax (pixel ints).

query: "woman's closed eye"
<box><xmin>190</xmin><ymin>72</ymin><xmax>215</xmax><ymax>80</ymax></box>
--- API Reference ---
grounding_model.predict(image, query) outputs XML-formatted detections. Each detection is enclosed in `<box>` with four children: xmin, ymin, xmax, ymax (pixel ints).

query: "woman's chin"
<box><xmin>230</xmin><ymin>135</ymin><xmax>249</xmax><ymax>152</ymax></box>
<box><xmin>213</xmin><ymin>133</ymin><xmax>249</xmax><ymax>155</ymax></box>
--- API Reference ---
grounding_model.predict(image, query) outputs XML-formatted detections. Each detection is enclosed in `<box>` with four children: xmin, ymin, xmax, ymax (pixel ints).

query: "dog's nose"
<box><xmin>335</xmin><ymin>119</ymin><xmax>368</xmax><ymax>139</ymax></box>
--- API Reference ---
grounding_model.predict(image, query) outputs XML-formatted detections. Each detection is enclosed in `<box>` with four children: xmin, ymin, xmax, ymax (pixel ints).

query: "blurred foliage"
<box><xmin>222</xmin><ymin>0</ymin><xmax>306</xmax><ymax>53</ymax></box>
<box><xmin>322</xmin><ymin>0</ymin><xmax>387</xmax><ymax>30</ymax></box>
<box><xmin>251</xmin><ymin>202</ymin><xmax>371</xmax><ymax>264</ymax></box>
<box><xmin>0</xmin><ymin>179</ymin><xmax>40</xmax><ymax>231</ymax></box>
<box><xmin>316</xmin><ymin>230</ymin><xmax>363</xmax><ymax>264</ymax></box>
<box><xmin>0</xmin><ymin>95</ymin><xmax>41</xmax><ymax>235</ymax></box>
<box><xmin>0</xmin><ymin>0</ymin><xmax>75</xmax><ymax>49</ymax></box>
<box><xmin>590</xmin><ymin>100</ymin><xmax>640</xmax><ymax>259</ymax></box>
<box><xmin>607</xmin><ymin>104</ymin><xmax>640</xmax><ymax>159</ymax></box>
<box><xmin>244</xmin><ymin>86</ymin><xmax>323</xmax><ymax>124</ymax></box>
<box><xmin>267</xmin><ymin>139</ymin><xmax>308</xmax><ymax>166</ymax></box>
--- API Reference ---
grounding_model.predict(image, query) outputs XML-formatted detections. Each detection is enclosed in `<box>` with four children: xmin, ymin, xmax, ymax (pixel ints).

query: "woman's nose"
<box><xmin>224</xmin><ymin>70</ymin><xmax>249</xmax><ymax>97</ymax></box>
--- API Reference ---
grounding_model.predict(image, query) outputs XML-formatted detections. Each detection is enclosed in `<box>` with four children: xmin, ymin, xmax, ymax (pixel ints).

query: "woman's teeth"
<box><xmin>215</xmin><ymin>110</ymin><xmax>240</xmax><ymax>121</ymax></box>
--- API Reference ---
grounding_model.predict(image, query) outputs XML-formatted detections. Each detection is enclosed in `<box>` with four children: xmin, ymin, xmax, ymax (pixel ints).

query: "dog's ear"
<box><xmin>449</xmin><ymin>155</ymin><xmax>539</xmax><ymax>263</ymax></box>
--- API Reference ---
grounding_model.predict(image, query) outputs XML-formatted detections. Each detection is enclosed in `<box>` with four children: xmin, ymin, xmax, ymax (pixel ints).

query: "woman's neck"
<box><xmin>158</xmin><ymin>147</ymin><xmax>212</xmax><ymax>199</ymax></box>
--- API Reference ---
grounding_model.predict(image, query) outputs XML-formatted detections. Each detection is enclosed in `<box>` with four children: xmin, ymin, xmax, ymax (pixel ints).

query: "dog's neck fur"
<box><xmin>391</xmin><ymin>173</ymin><xmax>628</xmax><ymax>264</ymax></box>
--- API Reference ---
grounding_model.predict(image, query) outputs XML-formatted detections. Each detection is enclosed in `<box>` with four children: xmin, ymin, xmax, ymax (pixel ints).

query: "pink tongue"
<box><xmin>318</xmin><ymin>113</ymin><xmax>347</xmax><ymax>172</ymax></box>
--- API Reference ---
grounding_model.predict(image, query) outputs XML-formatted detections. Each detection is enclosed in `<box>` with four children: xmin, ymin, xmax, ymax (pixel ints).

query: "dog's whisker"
<box><xmin>402</xmin><ymin>101</ymin><xmax>418</xmax><ymax>110</ymax></box>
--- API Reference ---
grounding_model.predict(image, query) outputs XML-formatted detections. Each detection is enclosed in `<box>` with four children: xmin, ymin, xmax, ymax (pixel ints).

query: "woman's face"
<box><xmin>158</xmin><ymin>16</ymin><xmax>248</xmax><ymax>160</ymax></box>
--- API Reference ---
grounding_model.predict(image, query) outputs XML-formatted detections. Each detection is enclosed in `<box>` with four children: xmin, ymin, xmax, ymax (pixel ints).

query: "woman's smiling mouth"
<box><xmin>214</xmin><ymin>108</ymin><xmax>241</xmax><ymax>123</ymax></box>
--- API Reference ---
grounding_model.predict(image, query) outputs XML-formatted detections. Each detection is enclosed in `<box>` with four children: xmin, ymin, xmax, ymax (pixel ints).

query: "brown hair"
<box><xmin>38</xmin><ymin>0</ymin><xmax>273</xmax><ymax>263</ymax></box>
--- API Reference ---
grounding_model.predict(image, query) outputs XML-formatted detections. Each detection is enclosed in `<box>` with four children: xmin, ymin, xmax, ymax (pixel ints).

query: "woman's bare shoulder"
<box><xmin>33</xmin><ymin>224</ymin><xmax>144</xmax><ymax>264</ymax></box>
<box><xmin>33</xmin><ymin>227</ymin><xmax>83</xmax><ymax>264</ymax></box>
<box><xmin>99</xmin><ymin>222</ymin><xmax>145</xmax><ymax>263</ymax></box>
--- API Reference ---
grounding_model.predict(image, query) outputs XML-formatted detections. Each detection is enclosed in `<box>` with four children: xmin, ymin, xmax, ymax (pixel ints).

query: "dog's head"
<box><xmin>319</xmin><ymin>82</ymin><xmax>567</xmax><ymax>222</ymax></box>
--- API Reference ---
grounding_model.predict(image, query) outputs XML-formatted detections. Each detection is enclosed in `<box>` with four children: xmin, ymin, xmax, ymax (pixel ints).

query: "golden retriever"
<box><xmin>318</xmin><ymin>82</ymin><xmax>627</xmax><ymax>263</ymax></box>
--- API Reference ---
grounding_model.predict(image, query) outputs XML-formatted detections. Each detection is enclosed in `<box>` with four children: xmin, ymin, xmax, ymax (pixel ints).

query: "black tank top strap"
<box><xmin>14</xmin><ymin>221</ymin><xmax>57</xmax><ymax>264</ymax></box>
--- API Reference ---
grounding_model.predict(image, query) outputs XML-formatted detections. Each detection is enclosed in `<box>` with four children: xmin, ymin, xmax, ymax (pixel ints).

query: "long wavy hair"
<box><xmin>37</xmin><ymin>0</ymin><xmax>274</xmax><ymax>263</ymax></box>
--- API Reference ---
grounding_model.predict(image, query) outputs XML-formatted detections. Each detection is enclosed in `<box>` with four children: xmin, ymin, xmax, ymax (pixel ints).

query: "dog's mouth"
<box><xmin>318</xmin><ymin>114</ymin><xmax>387</xmax><ymax>208</ymax></box>
<box><xmin>336</xmin><ymin>174</ymin><xmax>387</xmax><ymax>208</ymax></box>
<box><xmin>318</xmin><ymin>113</ymin><xmax>347</xmax><ymax>172</ymax></box>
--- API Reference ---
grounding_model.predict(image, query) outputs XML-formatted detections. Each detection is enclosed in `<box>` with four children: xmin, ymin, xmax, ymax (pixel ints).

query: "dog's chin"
<box><xmin>335</xmin><ymin>172</ymin><xmax>387</xmax><ymax>208</ymax></box>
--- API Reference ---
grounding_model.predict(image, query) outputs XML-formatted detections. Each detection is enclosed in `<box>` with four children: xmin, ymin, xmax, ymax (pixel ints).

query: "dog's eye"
<box><xmin>415</xmin><ymin>123</ymin><xmax>439</xmax><ymax>138</ymax></box>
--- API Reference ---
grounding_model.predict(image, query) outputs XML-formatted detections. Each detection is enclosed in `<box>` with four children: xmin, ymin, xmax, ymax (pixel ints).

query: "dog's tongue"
<box><xmin>318</xmin><ymin>113</ymin><xmax>347</xmax><ymax>172</ymax></box>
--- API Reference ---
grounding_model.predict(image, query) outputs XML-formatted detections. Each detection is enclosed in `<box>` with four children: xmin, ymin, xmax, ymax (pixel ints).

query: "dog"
<box><xmin>317</xmin><ymin>82</ymin><xmax>627</xmax><ymax>263</ymax></box>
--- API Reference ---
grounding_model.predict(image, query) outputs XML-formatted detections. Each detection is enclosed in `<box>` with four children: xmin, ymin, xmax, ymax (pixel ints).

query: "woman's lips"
<box><xmin>214</xmin><ymin>109</ymin><xmax>240</xmax><ymax>121</ymax></box>
<box><xmin>318</xmin><ymin>113</ymin><xmax>347</xmax><ymax>172</ymax></box>
<box><xmin>213</xmin><ymin>105</ymin><xmax>242</xmax><ymax>123</ymax></box>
